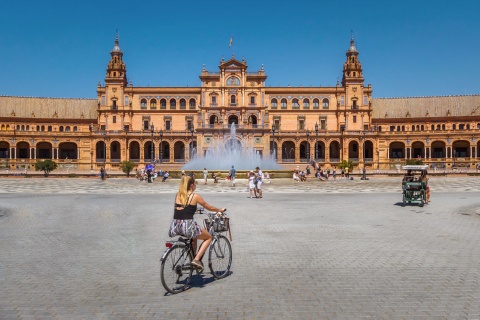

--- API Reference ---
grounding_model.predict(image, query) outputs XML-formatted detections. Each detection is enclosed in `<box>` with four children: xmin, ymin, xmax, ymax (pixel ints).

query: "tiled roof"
<box><xmin>0</xmin><ymin>96</ymin><xmax>97</xmax><ymax>119</ymax></box>
<box><xmin>371</xmin><ymin>95</ymin><xmax>480</xmax><ymax>118</ymax></box>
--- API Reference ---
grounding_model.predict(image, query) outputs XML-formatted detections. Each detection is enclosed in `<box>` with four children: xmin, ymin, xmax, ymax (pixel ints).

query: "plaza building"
<box><xmin>0</xmin><ymin>36</ymin><xmax>479</xmax><ymax>172</ymax></box>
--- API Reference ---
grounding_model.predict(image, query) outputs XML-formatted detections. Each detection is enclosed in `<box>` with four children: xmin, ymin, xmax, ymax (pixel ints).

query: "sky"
<box><xmin>1</xmin><ymin>0</ymin><xmax>479</xmax><ymax>99</ymax></box>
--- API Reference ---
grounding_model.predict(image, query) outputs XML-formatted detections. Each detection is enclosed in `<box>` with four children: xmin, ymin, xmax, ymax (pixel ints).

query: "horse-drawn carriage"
<box><xmin>401</xmin><ymin>165</ymin><xmax>428</xmax><ymax>207</ymax></box>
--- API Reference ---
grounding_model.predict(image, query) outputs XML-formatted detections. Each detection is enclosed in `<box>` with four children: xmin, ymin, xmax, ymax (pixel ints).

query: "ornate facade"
<box><xmin>1</xmin><ymin>36</ymin><xmax>479</xmax><ymax>172</ymax></box>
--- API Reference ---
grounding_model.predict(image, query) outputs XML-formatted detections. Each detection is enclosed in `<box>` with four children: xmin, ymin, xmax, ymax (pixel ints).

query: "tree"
<box><xmin>338</xmin><ymin>159</ymin><xmax>355</xmax><ymax>171</ymax></box>
<box><xmin>406</xmin><ymin>159</ymin><xmax>424</xmax><ymax>165</ymax></box>
<box><xmin>34</xmin><ymin>159</ymin><xmax>58</xmax><ymax>177</ymax></box>
<box><xmin>120</xmin><ymin>160</ymin><xmax>136</xmax><ymax>177</ymax></box>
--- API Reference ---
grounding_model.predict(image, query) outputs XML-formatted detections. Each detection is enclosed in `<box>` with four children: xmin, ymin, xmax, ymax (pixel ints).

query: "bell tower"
<box><xmin>342</xmin><ymin>36</ymin><xmax>364</xmax><ymax>87</ymax></box>
<box><xmin>105</xmin><ymin>33</ymin><xmax>127</xmax><ymax>87</ymax></box>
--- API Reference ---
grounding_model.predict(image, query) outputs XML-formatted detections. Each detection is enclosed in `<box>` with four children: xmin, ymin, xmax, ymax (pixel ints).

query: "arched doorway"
<box><xmin>59</xmin><ymin>142</ymin><xmax>77</xmax><ymax>159</ymax></box>
<box><xmin>389</xmin><ymin>142</ymin><xmax>405</xmax><ymax>159</ymax></box>
<box><xmin>36</xmin><ymin>142</ymin><xmax>52</xmax><ymax>159</ymax></box>
<box><xmin>329</xmin><ymin>141</ymin><xmax>340</xmax><ymax>162</ymax></box>
<box><xmin>144</xmin><ymin>141</ymin><xmax>155</xmax><ymax>162</ymax></box>
<box><xmin>300</xmin><ymin>140</ymin><xmax>309</xmax><ymax>161</ymax></box>
<box><xmin>129</xmin><ymin>141</ymin><xmax>140</xmax><ymax>161</ymax></box>
<box><xmin>110</xmin><ymin>141</ymin><xmax>121</xmax><ymax>162</ymax></box>
<box><xmin>282</xmin><ymin>141</ymin><xmax>295</xmax><ymax>162</ymax></box>
<box><xmin>228</xmin><ymin>115</ymin><xmax>239</xmax><ymax>125</ymax></box>
<box><xmin>411</xmin><ymin>141</ymin><xmax>425</xmax><ymax>158</ymax></box>
<box><xmin>452</xmin><ymin>140</ymin><xmax>470</xmax><ymax>157</ymax></box>
<box><xmin>248</xmin><ymin>115</ymin><xmax>258</xmax><ymax>127</ymax></box>
<box><xmin>16</xmin><ymin>141</ymin><xmax>30</xmax><ymax>159</ymax></box>
<box><xmin>315</xmin><ymin>141</ymin><xmax>326</xmax><ymax>161</ymax></box>
<box><xmin>0</xmin><ymin>141</ymin><xmax>9</xmax><ymax>159</ymax></box>
<box><xmin>348</xmin><ymin>140</ymin><xmax>360</xmax><ymax>161</ymax></box>
<box><xmin>174</xmin><ymin>141</ymin><xmax>185</xmax><ymax>162</ymax></box>
<box><xmin>96</xmin><ymin>141</ymin><xmax>106</xmax><ymax>161</ymax></box>
<box><xmin>160</xmin><ymin>142</ymin><xmax>170</xmax><ymax>163</ymax></box>
<box><xmin>431</xmin><ymin>141</ymin><xmax>446</xmax><ymax>158</ymax></box>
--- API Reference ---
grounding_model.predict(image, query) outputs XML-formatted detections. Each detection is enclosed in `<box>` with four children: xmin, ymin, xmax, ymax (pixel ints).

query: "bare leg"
<box><xmin>195</xmin><ymin>229</ymin><xmax>211</xmax><ymax>261</ymax></box>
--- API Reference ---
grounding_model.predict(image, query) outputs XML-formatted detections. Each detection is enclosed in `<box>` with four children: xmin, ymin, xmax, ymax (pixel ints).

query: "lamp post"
<box><xmin>362</xmin><ymin>131</ymin><xmax>367</xmax><ymax>180</ymax></box>
<box><xmin>159</xmin><ymin>129</ymin><xmax>163</xmax><ymax>164</ymax></box>
<box><xmin>89</xmin><ymin>124</ymin><xmax>93</xmax><ymax>171</ymax></box>
<box><xmin>102</xmin><ymin>132</ymin><xmax>107</xmax><ymax>169</ymax></box>
<box><xmin>306</xmin><ymin>130</ymin><xmax>310</xmax><ymax>163</ymax></box>
<box><xmin>271</xmin><ymin>123</ymin><xmax>276</xmax><ymax>160</ymax></box>
<box><xmin>314</xmin><ymin>123</ymin><xmax>319</xmax><ymax>161</ymax></box>
<box><xmin>150</xmin><ymin>124</ymin><xmax>154</xmax><ymax>163</ymax></box>
<box><xmin>190</xmin><ymin>124</ymin><xmax>195</xmax><ymax>160</ymax></box>
<box><xmin>6</xmin><ymin>150</ymin><xmax>9</xmax><ymax>174</ymax></box>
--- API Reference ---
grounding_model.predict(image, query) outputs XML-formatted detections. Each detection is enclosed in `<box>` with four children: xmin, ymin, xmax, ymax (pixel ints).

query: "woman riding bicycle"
<box><xmin>169</xmin><ymin>175</ymin><xmax>226</xmax><ymax>272</ymax></box>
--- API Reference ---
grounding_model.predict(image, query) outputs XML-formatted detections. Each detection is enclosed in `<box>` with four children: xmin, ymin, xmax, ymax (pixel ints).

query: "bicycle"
<box><xmin>160</xmin><ymin>208</ymin><xmax>232</xmax><ymax>294</ymax></box>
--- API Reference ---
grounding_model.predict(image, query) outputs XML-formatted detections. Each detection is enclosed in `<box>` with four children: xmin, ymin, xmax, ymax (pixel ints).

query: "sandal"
<box><xmin>191</xmin><ymin>259</ymin><xmax>204</xmax><ymax>272</ymax></box>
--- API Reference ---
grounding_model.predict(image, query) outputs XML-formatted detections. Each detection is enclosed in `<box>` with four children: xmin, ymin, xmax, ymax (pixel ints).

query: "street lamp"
<box><xmin>159</xmin><ymin>129</ymin><xmax>163</xmax><ymax>164</ymax></box>
<box><xmin>190</xmin><ymin>124</ymin><xmax>195</xmax><ymax>160</ymax></box>
<box><xmin>150</xmin><ymin>124</ymin><xmax>155</xmax><ymax>163</ymax></box>
<box><xmin>362</xmin><ymin>131</ymin><xmax>367</xmax><ymax>180</ymax></box>
<box><xmin>103</xmin><ymin>132</ymin><xmax>107</xmax><ymax>168</ymax></box>
<box><xmin>6</xmin><ymin>150</ymin><xmax>9</xmax><ymax>174</ymax></box>
<box><xmin>271</xmin><ymin>123</ymin><xmax>276</xmax><ymax>160</ymax></box>
<box><xmin>306</xmin><ymin>129</ymin><xmax>310</xmax><ymax>163</ymax></box>
<box><xmin>314</xmin><ymin>123</ymin><xmax>319</xmax><ymax>160</ymax></box>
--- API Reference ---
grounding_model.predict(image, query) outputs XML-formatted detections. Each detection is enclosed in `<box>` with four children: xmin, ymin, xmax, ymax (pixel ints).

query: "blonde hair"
<box><xmin>177</xmin><ymin>175</ymin><xmax>195</xmax><ymax>205</ymax></box>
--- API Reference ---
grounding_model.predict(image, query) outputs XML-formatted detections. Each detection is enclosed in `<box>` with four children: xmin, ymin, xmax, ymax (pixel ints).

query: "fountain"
<box><xmin>182</xmin><ymin>123</ymin><xmax>283</xmax><ymax>171</ymax></box>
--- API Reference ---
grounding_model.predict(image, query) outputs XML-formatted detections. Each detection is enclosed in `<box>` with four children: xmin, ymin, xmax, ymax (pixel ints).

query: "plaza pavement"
<box><xmin>0</xmin><ymin>176</ymin><xmax>479</xmax><ymax>319</ymax></box>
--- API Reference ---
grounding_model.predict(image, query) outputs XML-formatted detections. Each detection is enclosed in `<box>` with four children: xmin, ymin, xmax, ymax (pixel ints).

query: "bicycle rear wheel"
<box><xmin>160</xmin><ymin>246</ymin><xmax>193</xmax><ymax>294</ymax></box>
<box><xmin>208</xmin><ymin>235</ymin><xmax>232</xmax><ymax>279</ymax></box>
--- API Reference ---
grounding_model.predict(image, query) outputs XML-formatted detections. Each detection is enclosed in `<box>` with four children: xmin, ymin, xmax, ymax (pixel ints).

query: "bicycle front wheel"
<box><xmin>160</xmin><ymin>246</ymin><xmax>193</xmax><ymax>294</ymax></box>
<box><xmin>208</xmin><ymin>235</ymin><xmax>232</xmax><ymax>279</ymax></box>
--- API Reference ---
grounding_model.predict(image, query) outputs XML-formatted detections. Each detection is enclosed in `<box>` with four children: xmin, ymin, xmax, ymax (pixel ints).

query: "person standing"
<box><xmin>203</xmin><ymin>168</ymin><xmax>208</xmax><ymax>184</ymax></box>
<box><xmin>100</xmin><ymin>167</ymin><xmax>106</xmax><ymax>180</ymax></box>
<box><xmin>333</xmin><ymin>166</ymin><xmax>337</xmax><ymax>180</ymax></box>
<box><xmin>248</xmin><ymin>171</ymin><xmax>257</xmax><ymax>198</ymax></box>
<box><xmin>229</xmin><ymin>165</ymin><xmax>236</xmax><ymax>187</ymax></box>
<box><xmin>255</xmin><ymin>167</ymin><xmax>264</xmax><ymax>198</ymax></box>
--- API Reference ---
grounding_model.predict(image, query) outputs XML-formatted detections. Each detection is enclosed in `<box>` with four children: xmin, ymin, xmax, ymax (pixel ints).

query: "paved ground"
<box><xmin>0</xmin><ymin>177</ymin><xmax>480</xmax><ymax>319</ymax></box>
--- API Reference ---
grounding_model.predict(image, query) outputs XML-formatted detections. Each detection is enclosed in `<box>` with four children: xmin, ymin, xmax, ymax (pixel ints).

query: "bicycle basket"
<box><xmin>204</xmin><ymin>217</ymin><xmax>229</xmax><ymax>233</ymax></box>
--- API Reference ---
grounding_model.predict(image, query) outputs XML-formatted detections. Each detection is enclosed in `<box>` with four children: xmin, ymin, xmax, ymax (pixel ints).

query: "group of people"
<box><xmin>247</xmin><ymin>167</ymin><xmax>265</xmax><ymax>198</ymax></box>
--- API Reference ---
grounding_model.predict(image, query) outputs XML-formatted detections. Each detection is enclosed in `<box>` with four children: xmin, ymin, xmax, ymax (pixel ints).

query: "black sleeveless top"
<box><xmin>173</xmin><ymin>193</ymin><xmax>197</xmax><ymax>220</ymax></box>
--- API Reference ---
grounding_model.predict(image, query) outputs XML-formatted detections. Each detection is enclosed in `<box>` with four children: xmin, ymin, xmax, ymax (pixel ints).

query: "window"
<box><xmin>112</xmin><ymin>100</ymin><xmax>117</xmax><ymax>109</ymax></box>
<box><xmin>352</xmin><ymin>100</ymin><xmax>357</xmax><ymax>109</ymax></box>
<box><xmin>211</xmin><ymin>96</ymin><xmax>217</xmax><ymax>105</ymax></box>
<box><xmin>431</xmin><ymin>124</ymin><xmax>435</xmax><ymax>130</ymax></box>
<box><xmin>320</xmin><ymin>119</ymin><xmax>326</xmax><ymax>130</ymax></box>
<box><xmin>65</xmin><ymin>126</ymin><xmax>71</xmax><ymax>132</ymax></box>
<box><xmin>353</xmin><ymin>116</ymin><xmax>357</xmax><ymax>123</ymax></box>
<box><xmin>113</xmin><ymin>116</ymin><xmax>117</xmax><ymax>124</ymax></box>
<box><xmin>124</xmin><ymin>125</ymin><xmax>130</xmax><ymax>132</ymax></box>
<box><xmin>313</xmin><ymin>99</ymin><xmax>319</xmax><ymax>109</ymax></box>
<box><xmin>140</xmin><ymin>99</ymin><xmax>147</xmax><ymax>109</ymax></box>
<box><xmin>125</xmin><ymin>96</ymin><xmax>129</xmax><ymax>106</ymax></box>
<box><xmin>340</xmin><ymin>96</ymin><xmax>345</xmax><ymax>106</ymax></box>
<box><xmin>250</xmin><ymin>96</ymin><xmax>255</xmax><ymax>105</ymax></box>
<box><xmin>390</xmin><ymin>126</ymin><xmax>395</xmax><ymax>132</ymax></box>
<box><xmin>160</xmin><ymin>99</ymin><xmax>167</xmax><ymax>109</ymax></box>
<box><xmin>73</xmin><ymin>126</ymin><xmax>78</xmax><ymax>132</ymax></box>
<box><xmin>187</xmin><ymin>120</ymin><xmax>193</xmax><ymax>130</ymax></box>
<box><xmin>101</xmin><ymin>96</ymin><xmax>105</xmax><ymax>105</ymax></box>
<box><xmin>442</xmin><ymin>124</ymin><xmax>445</xmax><ymax>130</ymax></box>
<box><xmin>363</xmin><ymin>95</ymin><xmax>368</xmax><ymax>106</ymax></box>
<box><xmin>303</xmin><ymin>99</ymin><xmax>310</xmax><ymax>109</ymax></box>
<box><xmin>165</xmin><ymin>120</ymin><xmax>171</xmax><ymax>130</ymax></box>
<box><xmin>322</xmin><ymin>98</ymin><xmax>329</xmax><ymax>109</ymax></box>
<box><xmin>144</xmin><ymin>120</ymin><xmax>149</xmax><ymax>130</ymax></box>
<box><xmin>226</xmin><ymin>77</ymin><xmax>240</xmax><ymax>86</ymax></box>
<box><xmin>453</xmin><ymin>124</ymin><xmax>456</xmax><ymax>130</ymax></box>
<box><xmin>48</xmin><ymin>126</ymin><xmax>52</xmax><ymax>132</ymax></box>
<box><xmin>230</xmin><ymin>95</ymin><xmax>236</xmax><ymax>105</ymax></box>
<box><xmin>59</xmin><ymin>126</ymin><xmax>64</xmax><ymax>132</ymax></box>
<box><xmin>271</xmin><ymin>99</ymin><xmax>278</xmax><ymax>109</ymax></box>
<box><xmin>292</xmin><ymin>99</ymin><xmax>300</xmax><ymax>109</ymax></box>
<box><xmin>180</xmin><ymin>99</ymin><xmax>186</xmax><ymax>109</ymax></box>
<box><xmin>150</xmin><ymin>99</ymin><xmax>157</xmax><ymax>109</ymax></box>
<box><xmin>281</xmin><ymin>99</ymin><xmax>287</xmax><ymax>109</ymax></box>
<box><xmin>189</xmin><ymin>99</ymin><xmax>196</xmax><ymax>109</ymax></box>
<box><xmin>170</xmin><ymin>99</ymin><xmax>176</xmax><ymax>109</ymax></box>
<box><xmin>298</xmin><ymin>120</ymin><xmax>305</xmax><ymax>130</ymax></box>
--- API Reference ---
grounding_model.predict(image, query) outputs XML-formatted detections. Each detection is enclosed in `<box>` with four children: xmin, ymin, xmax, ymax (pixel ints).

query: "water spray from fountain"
<box><xmin>182</xmin><ymin>123</ymin><xmax>283</xmax><ymax>171</ymax></box>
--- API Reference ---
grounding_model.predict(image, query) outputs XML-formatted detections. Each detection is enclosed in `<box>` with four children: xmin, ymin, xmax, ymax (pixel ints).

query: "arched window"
<box><xmin>73</xmin><ymin>126</ymin><xmax>78</xmax><ymax>132</ymax></box>
<box><xmin>160</xmin><ymin>99</ymin><xmax>167</xmax><ymax>109</ymax></box>
<box><xmin>189</xmin><ymin>98</ymin><xmax>196</xmax><ymax>109</ymax></box>
<box><xmin>322</xmin><ymin>98</ymin><xmax>329</xmax><ymax>109</ymax></box>
<box><xmin>170</xmin><ymin>99</ymin><xmax>176</xmax><ymax>109</ymax></box>
<box><xmin>271</xmin><ymin>99</ymin><xmax>278</xmax><ymax>109</ymax></box>
<box><xmin>313</xmin><ymin>98</ymin><xmax>319</xmax><ymax>109</ymax></box>
<box><xmin>41</xmin><ymin>125</ymin><xmax>45</xmax><ymax>131</ymax></box>
<box><xmin>442</xmin><ymin>124</ymin><xmax>445</xmax><ymax>130</ymax></box>
<box><xmin>48</xmin><ymin>126</ymin><xmax>52</xmax><ymax>132</ymax></box>
<box><xmin>292</xmin><ymin>99</ymin><xmax>299</xmax><ymax>109</ymax></box>
<box><xmin>180</xmin><ymin>99</ymin><xmax>186</xmax><ymax>109</ymax></box>
<box><xmin>140</xmin><ymin>99</ymin><xmax>147</xmax><ymax>109</ymax></box>
<box><xmin>303</xmin><ymin>99</ymin><xmax>310</xmax><ymax>109</ymax></box>
<box><xmin>65</xmin><ymin>126</ymin><xmax>71</xmax><ymax>132</ymax></box>
<box><xmin>226</xmin><ymin>77</ymin><xmax>240</xmax><ymax>86</ymax></box>
<box><xmin>281</xmin><ymin>98</ymin><xmax>287</xmax><ymax>109</ymax></box>
<box><xmin>150</xmin><ymin>99</ymin><xmax>157</xmax><ymax>109</ymax></box>
<box><xmin>59</xmin><ymin>126</ymin><xmax>64</xmax><ymax>132</ymax></box>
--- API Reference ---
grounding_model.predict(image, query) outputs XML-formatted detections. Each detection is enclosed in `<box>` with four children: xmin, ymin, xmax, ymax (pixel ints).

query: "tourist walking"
<box><xmin>203</xmin><ymin>168</ymin><xmax>208</xmax><ymax>184</ymax></box>
<box><xmin>255</xmin><ymin>167</ymin><xmax>264</xmax><ymax>198</ymax></box>
<box><xmin>100</xmin><ymin>167</ymin><xmax>106</xmax><ymax>180</ymax></box>
<box><xmin>333</xmin><ymin>166</ymin><xmax>337</xmax><ymax>180</ymax></box>
<box><xmin>229</xmin><ymin>165</ymin><xmax>236</xmax><ymax>187</ymax></box>
<box><xmin>248</xmin><ymin>171</ymin><xmax>257</xmax><ymax>198</ymax></box>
